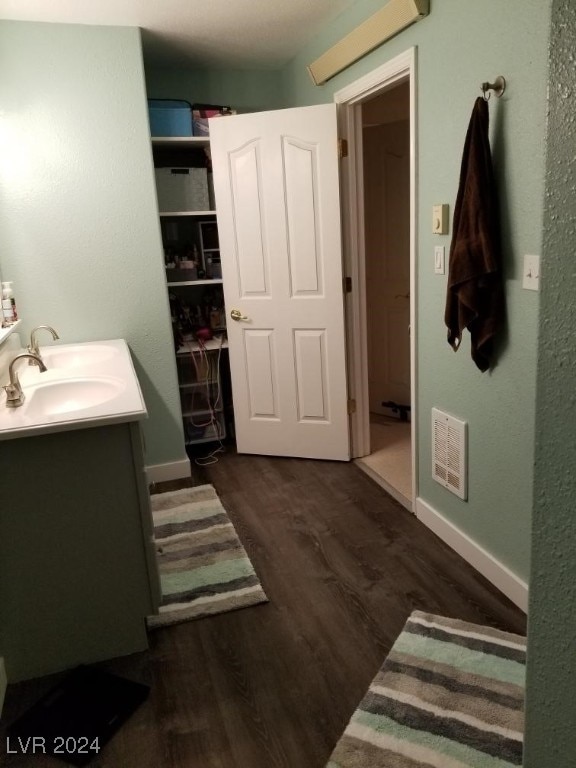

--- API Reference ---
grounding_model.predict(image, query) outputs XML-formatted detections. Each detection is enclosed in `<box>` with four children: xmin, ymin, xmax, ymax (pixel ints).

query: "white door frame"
<box><xmin>334</xmin><ymin>47</ymin><xmax>418</xmax><ymax>508</ymax></box>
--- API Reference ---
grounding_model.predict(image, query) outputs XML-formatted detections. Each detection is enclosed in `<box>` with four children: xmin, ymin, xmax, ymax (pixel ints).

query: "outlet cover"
<box><xmin>523</xmin><ymin>254</ymin><xmax>540</xmax><ymax>291</ymax></box>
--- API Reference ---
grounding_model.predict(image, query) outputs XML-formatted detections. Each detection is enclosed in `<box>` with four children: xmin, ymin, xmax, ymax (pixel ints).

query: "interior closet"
<box><xmin>356</xmin><ymin>81</ymin><xmax>412</xmax><ymax>509</ymax></box>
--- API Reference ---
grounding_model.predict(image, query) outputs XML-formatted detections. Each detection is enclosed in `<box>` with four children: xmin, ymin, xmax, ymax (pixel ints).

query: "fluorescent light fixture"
<box><xmin>308</xmin><ymin>0</ymin><xmax>429</xmax><ymax>85</ymax></box>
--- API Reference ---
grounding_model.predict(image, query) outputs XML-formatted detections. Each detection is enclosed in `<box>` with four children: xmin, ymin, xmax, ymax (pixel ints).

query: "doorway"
<box><xmin>335</xmin><ymin>49</ymin><xmax>417</xmax><ymax>511</ymax></box>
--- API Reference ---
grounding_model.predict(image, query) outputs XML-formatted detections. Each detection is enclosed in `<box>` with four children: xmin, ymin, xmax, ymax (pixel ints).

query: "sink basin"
<box><xmin>25</xmin><ymin>377</ymin><xmax>126</xmax><ymax>417</ymax></box>
<box><xmin>41</xmin><ymin>344</ymin><xmax>119</xmax><ymax>370</ymax></box>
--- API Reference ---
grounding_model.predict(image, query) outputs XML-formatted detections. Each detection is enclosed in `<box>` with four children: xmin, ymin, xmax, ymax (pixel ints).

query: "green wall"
<box><xmin>0</xmin><ymin>21</ymin><xmax>185</xmax><ymax>469</ymax></box>
<box><xmin>145</xmin><ymin>66</ymin><xmax>285</xmax><ymax>113</ymax></box>
<box><xmin>524</xmin><ymin>1</ymin><xmax>576</xmax><ymax>763</ymax></box>
<box><xmin>282</xmin><ymin>0</ymin><xmax>552</xmax><ymax>581</ymax></box>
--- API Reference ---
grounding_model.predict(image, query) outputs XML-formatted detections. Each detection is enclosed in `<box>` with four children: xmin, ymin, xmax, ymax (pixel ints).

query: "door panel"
<box><xmin>210</xmin><ymin>104</ymin><xmax>349</xmax><ymax>460</ymax></box>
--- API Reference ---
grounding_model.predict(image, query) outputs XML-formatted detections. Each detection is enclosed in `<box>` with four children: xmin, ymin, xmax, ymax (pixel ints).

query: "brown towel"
<box><xmin>445</xmin><ymin>97</ymin><xmax>504</xmax><ymax>372</ymax></box>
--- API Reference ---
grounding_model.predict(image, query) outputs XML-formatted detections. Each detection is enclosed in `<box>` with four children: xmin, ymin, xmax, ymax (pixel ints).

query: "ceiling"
<box><xmin>0</xmin><ymin>0</ymin><xmax>360</xmax><ymax>70</ymax></box>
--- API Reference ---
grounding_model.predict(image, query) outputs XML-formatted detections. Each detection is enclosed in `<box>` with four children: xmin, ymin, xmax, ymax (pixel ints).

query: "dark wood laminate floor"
<box><xmin>1</xmin><ymin>451</ymin><xmax>526</xmax><ymax>768</ymax></box>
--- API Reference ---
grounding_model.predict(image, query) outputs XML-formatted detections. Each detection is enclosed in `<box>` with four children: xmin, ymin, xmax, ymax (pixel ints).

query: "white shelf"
<box><xmin>167</xmin><ymin>279</ymin><xmax>223</xmax><ymax>287</ymax></box>
<box><xmin>182</xmin><ymin>408</ymin><xmax>224</xmax><ymax>418</ymax></box>
<box><xmin>0</xmin><ymin>319</ymin><xmax>22</xmax><ymax>347</ymax></box>
<box><xmin>179</xmin><ymin>380</ymin><xmax>219</xmax><ymax>390</ymax></box>
<box><xmin>159</xmin><ymin>210</ymin><xmax>216</xmax><ymax>217</ymax></box>
<box><xmin>177</xmin><ymin>338</ymin><xmax>228</xmax><ymax>353</ymax></box>
<box><xmin>152</xmin><ymin>136</ymin><xmax>210</xmax><ymax>149</ymax></box>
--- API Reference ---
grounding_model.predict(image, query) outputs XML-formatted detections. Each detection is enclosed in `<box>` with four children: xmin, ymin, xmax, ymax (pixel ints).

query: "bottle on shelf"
<box><xmin>1</xmin><ymin>281</ymin><xmax>18</xmax><ymax>326</ymax></box>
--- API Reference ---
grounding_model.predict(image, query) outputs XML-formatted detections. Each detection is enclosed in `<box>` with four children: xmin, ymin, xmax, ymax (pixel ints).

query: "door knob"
<box><xmin>230</xmin><ymin>308</ymin><xmax>249</xmax><ymax>322</ymax></box>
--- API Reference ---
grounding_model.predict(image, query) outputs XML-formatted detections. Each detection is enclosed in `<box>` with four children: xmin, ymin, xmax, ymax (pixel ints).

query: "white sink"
<box><xmin>0</xmin><ymin>339</ymin><xmax>147</xmax><ymax>440</ymax></box>
<box><xmin>41</xmin><ymin>344</ymin><xmax>119</xmax><ymax>370</ymax></box>
<box><xmin>25</xmin><ymin>377</ymin><xmax>126</xmax><ymax>417</ymax></box>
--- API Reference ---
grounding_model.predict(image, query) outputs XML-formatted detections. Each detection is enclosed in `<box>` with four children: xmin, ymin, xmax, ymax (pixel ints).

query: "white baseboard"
<box><xmin>146</xmin><ymin>458</ymin><xmax>191</xmax><ymax>485</ymax></box>
<box><xmin>415</xmin><ymin>498</ymin><xmax>528</xmax><ymax>613</ymax></box>
<box><xmin>0</xmin><ymin>657</ymin><xmax>7</xmax><ymax>720</ymax></box>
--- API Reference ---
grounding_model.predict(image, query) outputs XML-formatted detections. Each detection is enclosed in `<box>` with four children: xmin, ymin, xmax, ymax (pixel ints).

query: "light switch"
<box><xmin>434</xmin><ymin>245</ymin><xmax>445</xmax><ymax>274</ymax></box>
<box><xmin>432</xmin><ymin>204</ymin><xmax>449</xmax><ymax>235</ymax></box>
<box><xmin>523</xmin><ymin>254</ymin><xmax>540</xmax><ymax>291</ymax></box>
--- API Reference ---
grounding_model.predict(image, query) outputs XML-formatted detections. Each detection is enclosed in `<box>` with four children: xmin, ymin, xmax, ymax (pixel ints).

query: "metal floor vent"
<box><xmin>432</xmin><ymin>408</ymin><xmax>467</xmax><ymax>500</ymax></box>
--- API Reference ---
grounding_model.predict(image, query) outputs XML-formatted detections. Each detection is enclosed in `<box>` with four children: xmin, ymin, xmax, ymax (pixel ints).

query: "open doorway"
<box><xmin>355</xmin><ymin>82</ymin><xmax>412</xmax><ymax>509</ymax></box>
<box><xmin>335</xmin><ymin>49</ymin><xmax>416</xmax><ymax>512</ymax></box>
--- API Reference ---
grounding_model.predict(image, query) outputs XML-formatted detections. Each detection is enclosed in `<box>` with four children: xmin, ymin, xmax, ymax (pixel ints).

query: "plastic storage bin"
<box><xmin>148</xmin><ymin>99</ymin><xmax>193</xmax><ymax>137</ymax></box>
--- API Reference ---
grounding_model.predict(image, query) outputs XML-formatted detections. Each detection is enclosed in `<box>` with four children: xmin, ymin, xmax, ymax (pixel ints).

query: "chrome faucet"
<box><xmin>27</xmin><ymin>325</ymin><xmax>60</xmax><ymax>363</ymax></box>
<box><xmin>4</xmin><ymin>353</ymin><xmax>47</xmax><ymax>408</ymax></box>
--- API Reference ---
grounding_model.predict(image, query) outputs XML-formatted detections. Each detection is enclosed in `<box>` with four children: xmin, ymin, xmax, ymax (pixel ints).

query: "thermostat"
<box><xmin>432</xmin><ymin>204</ymin><xmax>449</xmax><ymax>235</ymax></box>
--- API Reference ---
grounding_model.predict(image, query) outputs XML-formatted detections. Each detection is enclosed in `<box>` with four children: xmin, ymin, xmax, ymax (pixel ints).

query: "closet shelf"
<box><xmin>177</xmin><ymin>338</ymin><xmax>228</xmax><ymax>353</ymax></box>
<box><xmin>159</xmin><ymin>210</ymin><xmax>216</xmax><ymax>217</ymax></box>
<box><xmin>167</xmin><ymin>279</ymin><xmax>223</xmax><ymax>287</ymax></box>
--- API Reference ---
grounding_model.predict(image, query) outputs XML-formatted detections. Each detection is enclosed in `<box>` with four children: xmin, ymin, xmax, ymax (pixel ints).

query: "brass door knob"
<box><xmin>230</xmin><ymin>308</ymin><xmax>249</xmax><ymax>322</ymax></box>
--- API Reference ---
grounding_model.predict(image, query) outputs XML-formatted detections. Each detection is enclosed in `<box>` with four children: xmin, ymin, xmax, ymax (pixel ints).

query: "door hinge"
<box><xmin>347</xmin><ymin>398</ymin><xmax>356</xmax><ymax>414</ymax></box>
<box><xmin>338</xmin><ymin>138</ymin><xmax>348</xmax><ymax>159</ymax></box>
<box><xmin>343</xmin><ymin>276</ymin><xmax>352</xmax><ymax>293</ymax></box>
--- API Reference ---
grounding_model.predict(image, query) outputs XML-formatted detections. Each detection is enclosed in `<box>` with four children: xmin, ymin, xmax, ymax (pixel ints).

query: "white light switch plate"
<box><xmin>434</xmin><ymin>245</ymin><xmax>445</xmax><ymax>274</ymax></box>
<box><xmin>523</xmin><ymin>254</ymin><xmax>540</xmax><ymax>291</ymax></box>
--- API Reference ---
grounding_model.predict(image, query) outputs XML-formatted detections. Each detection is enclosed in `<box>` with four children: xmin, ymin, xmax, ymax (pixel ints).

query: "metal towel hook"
<box><xmin>481</xmin><ymin>75</ymin><xmax>506</xmax><ymax>101</ymax></box>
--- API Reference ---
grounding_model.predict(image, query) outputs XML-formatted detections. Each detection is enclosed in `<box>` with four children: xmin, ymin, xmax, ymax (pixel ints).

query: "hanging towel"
<box><xmin>445</xmin><ymin>96</ymin><xmax>504</xmax><ymax>372</ymax></box>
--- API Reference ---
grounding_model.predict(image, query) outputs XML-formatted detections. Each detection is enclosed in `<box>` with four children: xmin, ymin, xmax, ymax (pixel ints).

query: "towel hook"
<box><xmin>481</xmin><ymin>75</ymin><xmax>506</xmax><ymax>101</ymax></box>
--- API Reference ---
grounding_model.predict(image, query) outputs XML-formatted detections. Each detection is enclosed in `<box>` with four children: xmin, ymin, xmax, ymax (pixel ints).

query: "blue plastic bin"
<box><xmin>148</xmin><ymin>99</ymin><xmax>193</xmax><ymax>137</ymax></box>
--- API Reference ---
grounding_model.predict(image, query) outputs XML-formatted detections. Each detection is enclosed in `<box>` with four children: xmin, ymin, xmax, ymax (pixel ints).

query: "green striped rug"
<box><xmin>147</xmin><ymin>484</ymin><xmax>268</xmax><ymax>628</ymax></box>
<box><xmin>327</xmin><ymin>611</ymin><xmax>526</xmax><ymax>768</ymax></box>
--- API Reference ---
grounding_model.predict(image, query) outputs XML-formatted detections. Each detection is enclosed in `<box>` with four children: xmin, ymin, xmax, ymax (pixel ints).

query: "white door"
<box><xmin>363</xmin><ymin>124</ymin><xmax>411</xmax><ymax>412</ymax></box>
<box><xmin>210</xmin><ymin>104</ymin><xmax>349</xmax><ymax>460</ymax></box>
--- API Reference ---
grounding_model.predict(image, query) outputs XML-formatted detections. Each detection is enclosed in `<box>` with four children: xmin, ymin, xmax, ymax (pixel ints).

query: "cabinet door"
<box><xmin>210</xmin><ymin>104</ymin><xmax>350</xmax><ymax>461</ymax></box>
<box><xmin>130</xmin><ymin>423</ymin><xmax>162</xmax><ymax>613</ymax></box>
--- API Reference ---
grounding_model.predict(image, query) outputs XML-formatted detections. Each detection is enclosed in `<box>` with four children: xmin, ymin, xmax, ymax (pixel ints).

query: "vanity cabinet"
<box><xmin>0</xmin><ymin>421</ymin><xmax>160</xmax><ymax>682</ymax></box>
<box><xmin>152</xmin><ymin>136</ymin><xmax>230</xmax><ymax>448</ymax></box>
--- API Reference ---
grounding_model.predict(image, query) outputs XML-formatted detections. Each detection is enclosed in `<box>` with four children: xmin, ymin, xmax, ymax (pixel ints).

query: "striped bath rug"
<box><xmin>147</xmin><ymin>484</ymin><xmax>268</xmax><ymax>628</ymax></box>
<box><xmin>327</xmin><ymin>610</ymin><xmax>526</xmax><ymax>768</ymax></box>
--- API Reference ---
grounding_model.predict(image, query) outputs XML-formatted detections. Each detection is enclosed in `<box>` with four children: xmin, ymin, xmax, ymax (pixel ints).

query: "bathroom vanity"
<box><xmin>0</xmin><ymin>338</ymin><xmax>160</xmax><ymax>682</ymax></box>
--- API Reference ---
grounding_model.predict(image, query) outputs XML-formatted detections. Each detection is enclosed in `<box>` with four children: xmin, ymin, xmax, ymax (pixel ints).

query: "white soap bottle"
<box><xmin>1</xmin><ymin>281</ymin><xmax>18</xmax><ymax>326</ymax></box>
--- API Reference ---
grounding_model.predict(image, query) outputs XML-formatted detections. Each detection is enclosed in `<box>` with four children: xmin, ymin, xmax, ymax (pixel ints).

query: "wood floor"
<box><xmin>1</xmin><ymin>451</ymin><xmax>526</xmax><ymax>768</ymax></box>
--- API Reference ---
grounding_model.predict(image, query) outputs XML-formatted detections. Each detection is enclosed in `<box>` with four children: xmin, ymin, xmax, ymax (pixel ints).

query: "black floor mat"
<box><xmin>7</xmin><ymin>665</ymin><xmax>150</xmax><ymax>766</ymax></box>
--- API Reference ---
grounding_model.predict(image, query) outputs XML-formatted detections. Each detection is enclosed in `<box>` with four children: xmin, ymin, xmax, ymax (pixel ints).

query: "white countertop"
<box><xmin>0</xmin><ymin>339</ymin><xmax>147</xmax><ymax>441</ymax></box>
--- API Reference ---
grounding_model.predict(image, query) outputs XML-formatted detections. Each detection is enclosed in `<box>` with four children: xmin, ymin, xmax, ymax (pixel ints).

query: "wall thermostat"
<box><xmin>432</xmin><ymin>204</ymin><xmax>449</xmax><ymax>235</ymax></box>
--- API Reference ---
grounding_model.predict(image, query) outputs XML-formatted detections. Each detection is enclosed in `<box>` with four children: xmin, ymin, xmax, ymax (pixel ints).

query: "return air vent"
<box><xmin>432</xmin><ymin>408</ymin><xmax>467</xmax><ymax>500</ymax></box>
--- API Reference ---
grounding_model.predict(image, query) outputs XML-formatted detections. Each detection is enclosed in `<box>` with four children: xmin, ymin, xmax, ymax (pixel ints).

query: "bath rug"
<box><xmin>147</xmin><ymin>484</ymin><xmax>268</xmax><ymax>628</ymax></box>
<box><xmin>327</xmin><ymin>610</ymin><xmax>526</xmax><ymax>768</ymax></box>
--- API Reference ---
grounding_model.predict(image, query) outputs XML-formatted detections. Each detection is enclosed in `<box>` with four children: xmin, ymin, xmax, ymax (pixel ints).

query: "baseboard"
<box><xmin>415</xmin><ymin>498</ymin><xmax>528</xmax><ymax>613</ymax></box>
<box><xmin>0</xmin><ymin>657</ymin><xmax>7</xmax><ymax>720</ymax></box>
<box><xmin>146</xmin><ymin>458</ymin><xmax>191</xmax><ymax>485</ymax></box>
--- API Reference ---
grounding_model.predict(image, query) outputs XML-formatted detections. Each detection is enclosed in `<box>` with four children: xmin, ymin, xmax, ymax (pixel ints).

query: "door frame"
<box><xmin>334</xmin><ymin>47</ymin><xmax>418</xmax><ymax>508</ymax></box>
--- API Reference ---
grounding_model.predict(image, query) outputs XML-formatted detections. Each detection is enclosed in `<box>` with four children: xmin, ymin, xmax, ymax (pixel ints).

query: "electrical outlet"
<box><xmin>523</xmin><ymin>254</ymin><xmax>540</xmax><ymax>291</ymax></box>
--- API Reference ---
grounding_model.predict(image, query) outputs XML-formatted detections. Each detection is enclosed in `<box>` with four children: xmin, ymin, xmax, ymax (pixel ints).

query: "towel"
<box><xmin>445</xmin><ymin>97</ymin><xmax>504</xmax><ymax>372</ymax></box>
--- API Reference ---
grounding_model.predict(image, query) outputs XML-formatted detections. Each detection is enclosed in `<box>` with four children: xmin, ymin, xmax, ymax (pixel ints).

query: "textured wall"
<box><xmin>282</xmin><ymin>0</ymin><xmax>552</xmax><ymax>580</ymax></box>
<box><xmin>0</xmin><ymin>21</ymin><xmax>186</xmax><ymax>467</ymax></box>
<box><xmin>524</xmin><ymin>2</ymin><xmax>576</xmax><ymax>763</ymax></box>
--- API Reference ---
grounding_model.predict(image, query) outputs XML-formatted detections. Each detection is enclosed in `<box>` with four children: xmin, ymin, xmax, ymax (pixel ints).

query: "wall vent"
<box><xmin>432</xmin><ymin>408</ymin><xmax>467</xmax><ymax>500</ymax></box>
